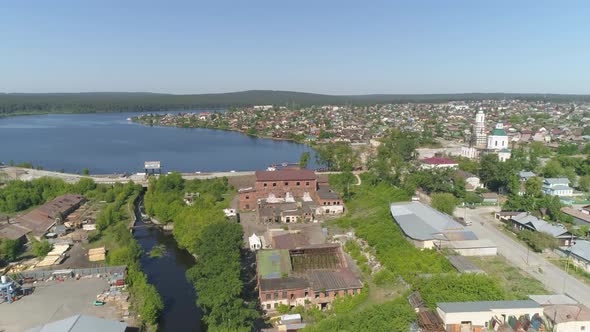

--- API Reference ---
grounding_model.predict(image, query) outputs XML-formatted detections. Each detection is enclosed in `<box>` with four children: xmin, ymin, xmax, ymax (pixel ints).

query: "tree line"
<box><xmin>3</xmin><ymin>91</ymin><xmax>590</xmax><ymax>116</ymax></box>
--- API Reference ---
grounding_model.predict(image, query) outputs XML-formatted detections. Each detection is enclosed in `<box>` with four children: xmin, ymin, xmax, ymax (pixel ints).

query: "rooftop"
<box><xmin>255</xmin><ymin>169</ymin><xmax>317</xmax><ymax>182</ymax></box>
<box><xmin>544</xmin><ymin>178</ymin><xmax>570</xmax><ymax>185</ymax></box>
<box><xmin>567</xmin><ymin>240</ymin><xmax>590</xmax><ymax>262</ymax></box>
<box><xmin>544</xmin><ymin>304</ymin><xmax>590</xmax><ymax>324</ymax></box>
<box><xmin>512</xmin><ymin>213</ymin><xmax>570</xmax><ymax>238</ymax></box>
<box><xmin>26</xmin><ymin>314</ymin><xmax>127</xmax><ymax>332</ymax></box>
<box><xmin>258</xmin><ymin>249</ymin><xmax>292</xmax><ymax>279</ymax></box>
<box><xmin>390</xmin><ymin>201</ymin><xmax>465</xmax><ymax>241</ymax></box>
<box><xmin>421</xmin><ymin>157</ymin><xmax>457</xmax><ymax>165</ymax></box>
<box><xmin>437</xmin><ymin>300</ymin><xmax>541</xmax><ymax>313</ymax></box>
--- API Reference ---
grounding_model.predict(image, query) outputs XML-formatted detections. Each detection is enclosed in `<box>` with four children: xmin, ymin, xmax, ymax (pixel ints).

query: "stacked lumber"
<box><xmin>88</xmin><ymin>246</ymin><xmax>106</xmax><ymax>262</ymax></box>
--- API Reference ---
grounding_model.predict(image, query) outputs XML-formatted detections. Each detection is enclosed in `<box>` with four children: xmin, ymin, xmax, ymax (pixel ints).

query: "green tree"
<box><xmin>579</xmin><ymin>175</ymin><xmax>590</xmax><ymax>192</ymax></box>
<box><xmin>431</xmin><ymin>193</ymin><xmax>458</xmax><ymax>215</ymax></box>
<box><xmin>82</xmin><ymin>168</ymin><xmax>90</xmax><ymax>175</ymax></box>
<box><xmin>32</xmin><ymin>239</ymin><xmax>52</xmax><ymax>257</ymax></box>
<box><xmin>542</xmin><ymin>159</ymin><xmax>565</xmax><ymax>178</ymax></box>
<box><xmin>299</xmin><ymin>151</ymin><xmax>310</xmax><ymax>169</ymax></box>
<box><xmin>524</xmin><ymin>177</ymin><xmax>543</xmax><ymax>198</ymax></box>
<box><xmin>0</xmin><ymin>239</ymin><xmax>22</xmax><ymax>261</ymax></box>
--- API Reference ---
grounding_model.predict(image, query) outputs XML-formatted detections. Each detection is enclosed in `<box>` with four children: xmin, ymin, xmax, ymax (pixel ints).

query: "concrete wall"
<box><xmin>315</xmin><ymin>205</ymin><xmax>344</xmax><ymax>215</ymax></box>
<box><xmin>453</xmin><ymin>247</ymin><xmax>498</xmax><ymax>257</ymax></box>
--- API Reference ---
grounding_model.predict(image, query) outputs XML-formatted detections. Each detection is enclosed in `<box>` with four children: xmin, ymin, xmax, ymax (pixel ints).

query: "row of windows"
<box><xmin>322</xmin><ymin>201</ymin><xmax>341</xmax><ymax>205</ymax></box>
<box><xmin>263</xmin><ymin>181</ymin><xmax>311</xmax><ymax>187</ymax></box>
<box><xmin>265</xmin><ymin>289</ymin><xmax>357</xmax><ymax>301</ymax></box>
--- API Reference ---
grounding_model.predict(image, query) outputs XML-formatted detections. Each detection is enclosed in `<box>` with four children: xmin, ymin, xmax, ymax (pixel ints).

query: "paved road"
<box><xmin>458</xmin><ymin>207</ymin><xmax>590</xmax><ymax>305</ymax></box>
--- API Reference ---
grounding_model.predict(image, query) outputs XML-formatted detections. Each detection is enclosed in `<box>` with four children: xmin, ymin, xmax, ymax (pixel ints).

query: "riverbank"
<box><xmin>130</xmin><ymin>114</ymin><xmax>309</xmax><ymax>145</ymax></box>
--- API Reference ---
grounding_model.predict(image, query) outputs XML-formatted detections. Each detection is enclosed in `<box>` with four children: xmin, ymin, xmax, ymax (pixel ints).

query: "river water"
<box><xmin>133</xmin><ymin>196</ymin><xmax>202</xmax><ymax>331</ymax></box>
<box><xmin>0</xmin><ymin>111</ymin><xmax>317</xmax><ymax>174</ymax></box>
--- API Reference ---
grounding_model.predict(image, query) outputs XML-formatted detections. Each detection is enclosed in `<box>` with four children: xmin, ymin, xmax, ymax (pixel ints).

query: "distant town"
<box><xmin>3</xmin><ymin>97</ymin><xmax>590</xmax><ymax>332</ymax></box>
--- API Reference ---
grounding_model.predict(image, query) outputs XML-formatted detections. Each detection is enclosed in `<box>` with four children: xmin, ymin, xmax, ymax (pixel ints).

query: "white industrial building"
<box><xmin>389</xmin><ymin>201</ymin><xmax>497</xmax><ymax>255</ymax></box>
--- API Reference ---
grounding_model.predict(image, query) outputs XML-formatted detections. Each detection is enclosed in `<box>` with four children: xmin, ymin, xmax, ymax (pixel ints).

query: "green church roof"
<box><xmin>490</xmin><ymin>128</ymin><xmax>507</xmax><ymax>136</ymax></box>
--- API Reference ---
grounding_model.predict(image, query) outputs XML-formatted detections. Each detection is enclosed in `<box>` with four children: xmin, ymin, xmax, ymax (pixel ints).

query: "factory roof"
<box><xmin>26</xmin><ymin>314</ymin><xmax>127</xmax><ymax>332</ymax></box>
<box><xmin>255</xmin><ymin>169</ymin><xmax>317</xmax><ymax>182</ymax></box>
<box><xmin>0</xmin><ymin>223</ymin><xmax>30</xmax><ymax>240</ymax></box>
<box><xmin>390</xmin><ymin>202</ymin><xmax>465</xmax><ymax>241</ymax></box>
<box><xmin>544</xmin><ymin>304</ymin><xmax>590</xmax><ymax>324</ymax></box>
<box><xmin>259</xmin><ymin>276</ymin><xmax>309</xmax><ymax>291</ymax></box>
<box><xmin>307</xmin><ymin>269</ymin><xmax>363</xmax><ymax>291</ymax></box>
<box><xmin>437</xmin><ymin>300</ymin><xmax>541</xmax><ymax>313</ymax></box>
<box><xmin>257</xmin><ymin>249</ymin><xmax>292</xmax><ymax>279</ymax></box>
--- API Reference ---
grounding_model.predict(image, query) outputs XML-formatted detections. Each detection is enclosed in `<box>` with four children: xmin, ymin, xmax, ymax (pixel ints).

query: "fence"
<box><xmin>10</xmin><ymin>265</ymin><xmax>127</xmax><ymax>281</ymax></box>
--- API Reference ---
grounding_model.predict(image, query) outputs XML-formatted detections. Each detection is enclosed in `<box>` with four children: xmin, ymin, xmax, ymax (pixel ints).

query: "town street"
<box><xmin>458</xmin><ymin>207</ymin><xmax>590</xmax><ymax>305</ymax></box>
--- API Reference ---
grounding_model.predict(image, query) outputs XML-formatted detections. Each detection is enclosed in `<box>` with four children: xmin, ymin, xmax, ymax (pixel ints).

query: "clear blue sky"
<box><xmin>1</xmin><ymin>0</ymin><xmax>589</xmax><ymax>94</ymax></box>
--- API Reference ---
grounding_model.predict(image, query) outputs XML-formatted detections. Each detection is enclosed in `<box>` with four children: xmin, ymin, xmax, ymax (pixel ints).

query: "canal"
<box><xmin>132</xmin><ymin>194</ymin><xmax>202</xmax><ymax>331</ymax></box>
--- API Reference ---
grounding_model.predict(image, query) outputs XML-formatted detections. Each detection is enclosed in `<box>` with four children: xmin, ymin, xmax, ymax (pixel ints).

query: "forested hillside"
<box><xmin>2</xmin><ymin>90</ymin><xmax>590</xmax><ymax>116</ymax></box>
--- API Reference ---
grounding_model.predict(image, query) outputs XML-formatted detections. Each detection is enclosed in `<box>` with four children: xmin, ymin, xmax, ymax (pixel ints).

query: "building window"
<box><xmin>306</xmin><ymin>181</ymin><xmax>310</xmax><ymax>186</ymax></box>
<box><xmin>334</xmin><ymin>291</ymin><xmax>339</xmax><ymax>298</ymax></box>
<box><xmin>305</xmin><ymin>290</ymin><xmax>309</xmax><ymax>297</ymax></box>
<box><xmin>352</xmin><ymin>289</ymin><xmax>356</xmax><ymax>295</ymax></box>
<box><xmin>284</xmin><ymin>182</ymin><xmax>289</xmax><ymax>186</ymax></box>
<box><xmin>495</xmin><ymin>141</ymin><xmax>498</xmax><ymax>147</ymax></box>
<box><xmin>266</xmin><ymin>304</ymin><xmax>271</xmax><ymax>309</ymax></box>
<box><xmin>296</xmin><ymin>182</ymin><xmax>300</xmax><ymax>186</ymax></box>
<box><xmin>324</xmin><ymin>291</ymin><xmax>328</xmax><ymax>297</ymax></box>
<box><xmin>282</xmin><ymin>291</ymin><xmax>287</xmax><ymax>299</ymax></box>
<box><xmin>264</xmin><ymin>183</ymin><xmax>267</xmax><ymax>187</ymax></box>
<box><xmin>291</xmin><ymin>294</ymin><xmax>295</xmax><ymax>300</ymax></box>
<box><xmin>274</xmin><ymin>303</ymin><xmax>278</xmax><ymax>309</ymax></box>
<box><xmin>266</xmin><ymin>293</ymin><xmax>271</xmax><ymax>300</ymax></box>
<box><xmin>273</xmin><ymin>182</ymin><xmax>277</xmax><ymax>187</ymax></box>
<box><xmin>245</xmin><ymin>195</ymin><xmax>249</xmax><ymax>199</ymax></box>
<box><xmin>274</xmin><ymin>292</ymin><xmax>279</xmax><ymax>300</ymax></box>
<box><xmin>245</xmin><ymin>204</ymin><xmax>250</xmax><ymax>209</ymax></box>
<box><xmin>315</xmin><ymin>292</ymin><xmax>320</xmax><ymax>299</ymax></box>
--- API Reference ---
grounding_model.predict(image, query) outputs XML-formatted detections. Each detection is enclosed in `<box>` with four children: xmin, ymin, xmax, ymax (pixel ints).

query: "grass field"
<box><xmin>469</xmin><ymin>256</ymin><xmax>548</xmax><ymax>299</ymax></box>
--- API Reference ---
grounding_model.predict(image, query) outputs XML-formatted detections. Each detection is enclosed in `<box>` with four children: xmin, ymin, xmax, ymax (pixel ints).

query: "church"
<box><xmin>461</xmin><ymin>110</ymin><xmax>511</xmax><ymax>161</ymax></box>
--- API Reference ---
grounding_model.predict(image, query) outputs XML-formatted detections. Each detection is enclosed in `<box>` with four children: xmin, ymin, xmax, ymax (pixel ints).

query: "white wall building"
<box><xmin>487</xmin><ymin>123</ymin><xmax>509</xmax><ymax>151</ymax></box>
<box><xmin>543</xmin><ymin>178</ymin><xmax>574</xmax><ymax>196</ymax></box>
<box><xmin>436</xmin><ymin>300</ymin><xmax>544</xmax><ymax>331</ymax></box>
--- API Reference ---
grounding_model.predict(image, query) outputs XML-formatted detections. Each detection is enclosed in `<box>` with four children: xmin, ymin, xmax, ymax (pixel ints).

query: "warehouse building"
<box><xmin>389</xmin><ymin>201</ymin><xmax>497</xmax><ymax>255</ymax></box>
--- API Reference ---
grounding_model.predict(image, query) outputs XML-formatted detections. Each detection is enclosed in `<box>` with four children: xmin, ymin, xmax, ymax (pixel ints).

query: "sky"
<box><xmin>1</xmin><ymin>0</ymin><xmax>589</xmax><ymax>95</ymax></box>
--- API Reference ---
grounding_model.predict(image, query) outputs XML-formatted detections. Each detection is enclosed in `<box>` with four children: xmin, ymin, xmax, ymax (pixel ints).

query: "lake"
<box><xmin>0</xmin><ymin>111</ymin><xmax>317</xmax><ymax>174</ymax></box>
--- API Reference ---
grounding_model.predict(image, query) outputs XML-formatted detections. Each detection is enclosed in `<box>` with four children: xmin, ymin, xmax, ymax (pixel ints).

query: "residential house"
<box><xmin>542</xmin><ymin>178</ymin><xmax>573</xmax><ymax>197</ymax></box>
<box><xmin>564</xmin><ymin>240</ymin><xmax>590</xmax><ymax>273</ymax></box>
<box><xmin>561</xmin><ymin>207</ymin><xmax>590</xmax><ymax>226</ymax></box>
<box><xmin>510</xmin><ymin>212</ymin><xmax>574</xmax><ymax>246</ymax></box>
<box><xmin>455</xmin><ymin>170</ymin><xmax>482</xmax><ymax>191</ymax></box>
<box><xmin>518</xmin><ymin>171</ymin><xmax>537</xmax><ymax>182</ymax></box>
<box><xmin>480</xmin><ymin>192</ymin><xmax>499</xmax><ymax>204</ymax></box>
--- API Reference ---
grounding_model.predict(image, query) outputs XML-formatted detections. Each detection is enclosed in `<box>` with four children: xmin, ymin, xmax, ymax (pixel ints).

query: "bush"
<box><xmin>431</xmin><ymin>193</ymin><xmax>458</xmax><ymax>215</ymax></box>
<box><xmin>517</xmin><ymin>230</ymin><xmax>558</xmax><ymax>252</ymax></box>
<box><xmin>32</xmin><ymin>239</ymin><xmax>52</xmax><ymax>257</ymax></box>
<box><xmin>0</xmin><ymin>239</ymin><xmax>22</xmax><ymax>261</ymax></box>
<box><xmin>414</xmin><ymin>274</ymin><xmax>506</xmax><ymax>309</ymax></box>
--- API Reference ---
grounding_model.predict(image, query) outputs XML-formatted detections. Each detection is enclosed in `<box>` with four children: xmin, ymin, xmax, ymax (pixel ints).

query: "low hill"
<box><xmin>1</xmin><ymin>90</ymin><xmax>589</xmax><ymax>115</ymax></box>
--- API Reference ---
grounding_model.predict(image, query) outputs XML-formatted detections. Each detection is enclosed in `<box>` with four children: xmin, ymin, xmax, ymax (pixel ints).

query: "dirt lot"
<box><xmin>0</xmin><ymin>278</ymin><xmax>122</xmax><ymax>332</ymax></box>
